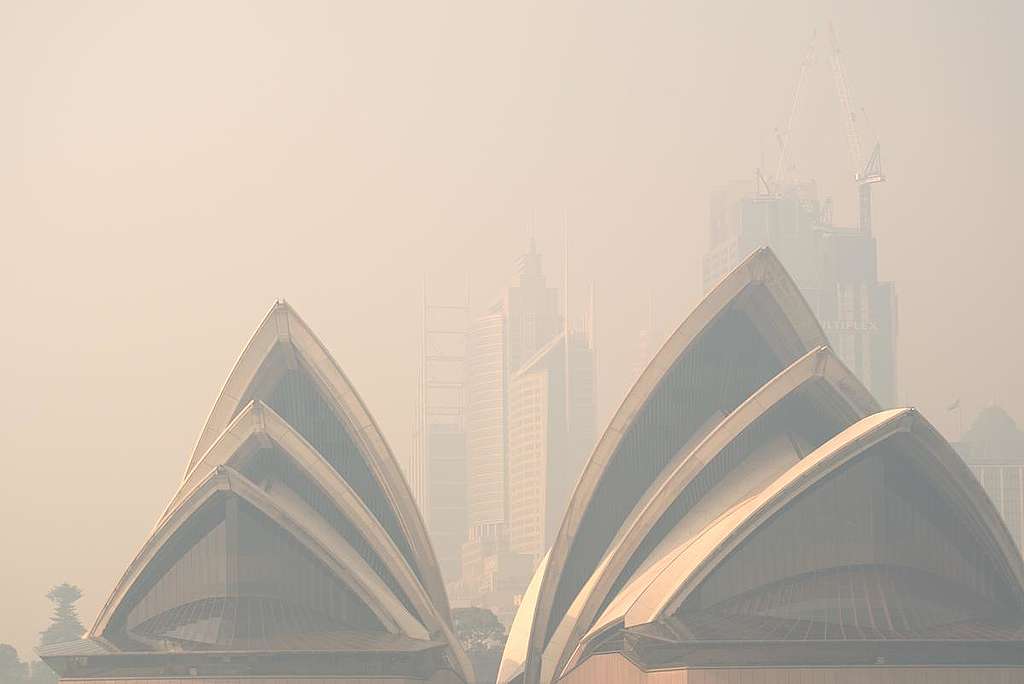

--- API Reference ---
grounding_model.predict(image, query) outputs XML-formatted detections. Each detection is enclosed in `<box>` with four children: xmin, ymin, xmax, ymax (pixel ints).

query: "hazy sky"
<box><xmin>1</xmin><ymin>0</ymin><xmax>1021</xmax><ymax>659</ymax></box>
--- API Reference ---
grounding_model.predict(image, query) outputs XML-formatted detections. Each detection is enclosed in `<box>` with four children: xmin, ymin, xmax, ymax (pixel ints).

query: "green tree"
<box><xmin>452</xmin><ymin>607</ymin><xmax>507</xmax><ymax>683</ymax></box>
<box><xmin>452</xmin><ymin>606</ymin><xmax>506</xmax><ymax>654</ymax></box>
<box><xmin>0</xmin><ymin>644</ymin><xmax>27</xmax><ymax>684</ymax></box>
<box><xmin>39</xmin><ymin>584</ymin><xmax>85</xmax><ymax>647</ymax></box>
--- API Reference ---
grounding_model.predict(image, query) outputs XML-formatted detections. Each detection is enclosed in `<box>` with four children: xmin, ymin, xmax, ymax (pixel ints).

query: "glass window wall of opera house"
<box><xmin>38</xmin><ymin>301</ymin><xmax>472</xmax><ymax>684</ymax></box>
<box><xmin>497</xmin><ymin>248</ymin><xmax>1024</xmax><ymax>684</ymax></box>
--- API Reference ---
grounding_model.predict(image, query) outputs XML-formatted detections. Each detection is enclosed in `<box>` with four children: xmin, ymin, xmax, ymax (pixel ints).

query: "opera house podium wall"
<box><xmin>38</xmin><ymin>302</ymin><xmax>472</xmax><ymax>684</ymax></box>
<box><xmin>499</xmin><ymin>248</ymin><xmax>1024</xmax><ymax>684</ymax></box>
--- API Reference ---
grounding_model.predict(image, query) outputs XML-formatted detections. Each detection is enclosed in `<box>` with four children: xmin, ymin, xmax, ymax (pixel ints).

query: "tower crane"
<box><xmin>773</xmin><ymin>31</ymin><xmax>817</xmax><ymax>194</ymax></box>
<box><xmin>828</xmin><ymin>22</ymin><xmax>884</xmax><ymax>234</ymax></box>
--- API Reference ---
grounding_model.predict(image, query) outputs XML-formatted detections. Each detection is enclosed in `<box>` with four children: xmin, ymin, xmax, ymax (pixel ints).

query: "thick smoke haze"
<box><xmin>0</xmin><ymin>0</ymin><xmax>1021</xmax><ymax>660</ymax></box>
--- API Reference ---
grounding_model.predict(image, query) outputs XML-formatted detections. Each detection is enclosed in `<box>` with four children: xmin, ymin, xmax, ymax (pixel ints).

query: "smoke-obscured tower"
<box><xmin>411</xmin><ymin>285</ymin><xmax>469</xmax><ymax>583</ymax></box>
<box><xmin>508</xmin><ymin>291</ymin><xmax>596</xmax><ymax>564</ymax></box>
<box><xmin>702</xmin><ymin>180</ymin><xmax>898</xmax><ymax>406</ymax></box>
<box><xmin>958</xmin><ymin>405</ymin><xmax>1024</xmax><ymax>556</ymax></box>
<box><xmin>457</xmin><ymin>240</ymin><xmax>596</xmax><ymax>623</ymax></box>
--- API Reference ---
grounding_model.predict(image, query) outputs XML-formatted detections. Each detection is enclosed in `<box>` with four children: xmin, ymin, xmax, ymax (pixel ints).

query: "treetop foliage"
<box><xmin>39</xmin><ymin>583</ymin><xmax>85</xmax><ymax>648</ymax></box>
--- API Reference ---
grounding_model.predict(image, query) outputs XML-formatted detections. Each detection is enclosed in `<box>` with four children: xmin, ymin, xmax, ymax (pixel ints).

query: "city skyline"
<box><xmin>454</xmin><ymin>239</ymin><xmax>596</xmax><ymax>623</ymax></box>
<box><xmin>2</xmin><ymin>1</ymin><xmax>1022</xmax><ymax>665</ymax></box>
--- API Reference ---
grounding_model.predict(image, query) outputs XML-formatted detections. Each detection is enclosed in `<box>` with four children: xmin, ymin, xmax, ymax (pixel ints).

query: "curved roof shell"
<box><xmin>514</xmin><ymin>248</ymin><xmax>828</xmax><ymax>683</ymax></box>
<box><xmin>172</xmin><ymin>300</ymin><xmax>447</xmax><ymax>616</ymax></box>
<box><xmin>497</xmin><ymin>551</ymin><xmax>550</xmax><ymax>684</ymax></box>
<box><xmin>83</xmin><ymin>301</ymin><xmax>470</xmax><ymax>682</ymax></box>
<box><xmin>100</xmin><ymin>466</ymin><xmax>426</xmax><ymax>639</ymax></box>
<box><xmin>538</xmin><ymin>345</ymin><xmax>879</xmax><ymax>681</ymax></box>
<box><xmin>558</xmin><ymin>408</ymin><xmax>1024</xmax><ymax>675</ymax></box>
<box><xmin>624</xmin><ymin>408</ymin><xmax>1024</xmax><ymax>628</ymax></box>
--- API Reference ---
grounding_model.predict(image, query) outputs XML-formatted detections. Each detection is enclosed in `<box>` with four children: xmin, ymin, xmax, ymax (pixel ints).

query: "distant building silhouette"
<box><xmin>456</xmin><ymin>241</ymin><xmax>596</xmax><ymax>625</ymax></box>
<box><xmin>411</xmin><ymin>287</ymin><xmax>470</xmax><ymax>583</ymax></box>
<box><xmin>466</xmin><ymin>310</ymin><xmax>512</xmax><ymax>530</ymax></box>
<box><xmin>629</xmin><ymin>295</ymin><xmax>660</xmax><ymax>383</ymax></box>
<box><xmin>703</xmin><ymin>180</ymin><xmax>898</xmax><ymax>406</ymax></box>
<box><xmin>466</xmin><ymin>240</ymin><xmax>562</xmax><ymax>533</ymax></box>
<box><xmin>508</xmin><ymin>315</ymin><xmax>596</xmax><ymax>564</ymax></box>
<box><xmin>958</xmin><ymin>405</ymin><xmax>1024</xmax><ymax>555</ymax></box>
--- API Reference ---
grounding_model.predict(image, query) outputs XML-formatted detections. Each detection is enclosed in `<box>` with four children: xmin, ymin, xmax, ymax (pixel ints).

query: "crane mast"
<box><xmin>773</xmin><ymin>31</ymin><xmax>817</xmax><ymax>193</ymax></box>
<box><xmin>828</xmin><ymin>22</ymin><xmax>884</xmax><ymax>234</ymax></box>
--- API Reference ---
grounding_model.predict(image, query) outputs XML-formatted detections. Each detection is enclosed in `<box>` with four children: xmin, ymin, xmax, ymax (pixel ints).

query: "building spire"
<box><xmin>516</xmin><ymin>236</ymin><xmax>543</xmax><ymax>281</ymax></box>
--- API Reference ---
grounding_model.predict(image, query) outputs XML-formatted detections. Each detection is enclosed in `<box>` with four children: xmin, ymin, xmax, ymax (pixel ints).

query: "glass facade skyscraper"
<box><xmin>508</xmin><ymin>329</ymin><xmax>596</xmax><ymax>564</ymax></box>
<box><xmin>456</xmin><ymin>242</ymin><xmax>596</xmax><ymax>623</ymax></box>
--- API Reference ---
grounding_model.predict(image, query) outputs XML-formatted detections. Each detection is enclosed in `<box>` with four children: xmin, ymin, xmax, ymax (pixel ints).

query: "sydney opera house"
<box><xmin>37</xmin><ymin>248</ymin><xmax>1024</xmax><ymax>684</ymax></box>
<box><xmin>38</xmin><ymin>302</ymin><xmax>472</xmax><ymax>683</ymax></box>
<box><xmin>498</xmin><ymin>249</ymin><xmax>1024</xmax><ymax>683</ymax></box>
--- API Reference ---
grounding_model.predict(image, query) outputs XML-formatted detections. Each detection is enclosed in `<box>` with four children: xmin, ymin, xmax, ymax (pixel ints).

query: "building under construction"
<box><xmin>703</xmin><ymin>179</ymin><xmax>898</xmax><ymax>406</ymax></box>
<box><xmin>702</xmin><ymin>25</ymin><xmax>898</xmax><ymax>407</ymax></box>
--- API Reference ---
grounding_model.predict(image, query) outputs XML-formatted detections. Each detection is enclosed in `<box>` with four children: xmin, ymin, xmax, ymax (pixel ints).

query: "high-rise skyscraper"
<box><xmin>456</xmin><ymin>240</ymin><xmax>596</xmax><ymax>618</ymax></box>
<box><xmin>958</xmin><ymin>405</ymin><xmax>1024</xmax><ymax>556</ymax></box>
<box><xmin>507</xmin><ymin>315</ymin><xmax>596</xmax><ymax>564</ymax></box>
<box><xmin>411</xmin><ymin>287</ymin><xmax>469</xmax><ymax>582</ymax></box>
<box><xmin>702</xmin><ymin>180</ymin><xmax>898</xmax><ymax>406</ymax></box>
<box><xmin>504</xmin><ymin>239</ymin><xmax>563</xmax><ymax>372</ymax></box>
<box><xmin>630</xmin><ymin>294</ymin><xmax>659</xmax><ymax>382</ymax></box>
<box><xmin>466</xmin><ymin>310</ymin><xmax>507</xmax><ymax>529</ymax></box>
<box><xmin>466</xmin><ymin>240</ymin><xmax>563</xmax><ymax>533</ymax></box>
